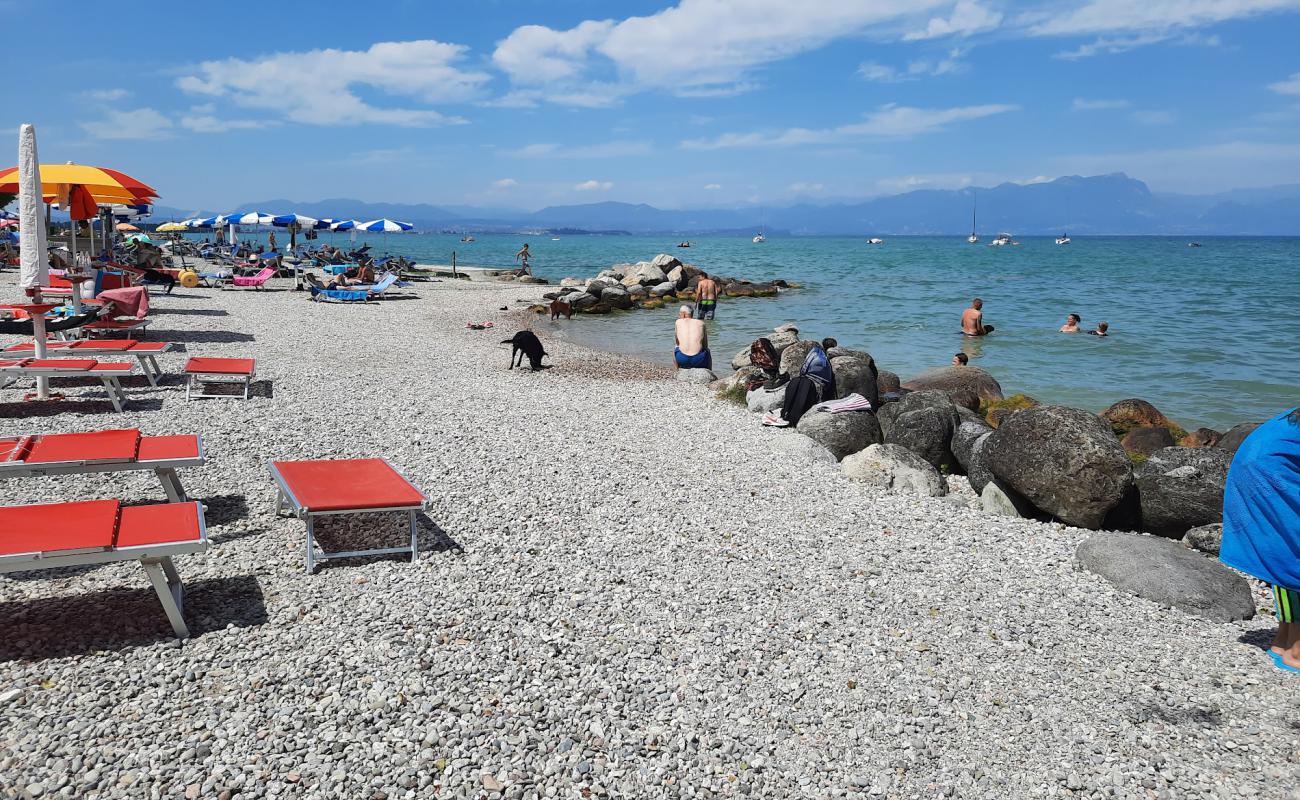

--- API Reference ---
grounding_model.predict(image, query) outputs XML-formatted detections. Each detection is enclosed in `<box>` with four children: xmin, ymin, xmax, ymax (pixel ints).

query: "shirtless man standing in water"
<box><xmin>961</xmin><ymin>298</ymin><xmax>993</xmax><ymax>336</ymax></box>
<box><xmin>694</xmin><ymin>272</ymin><xmax>719</xmax><ymax>320</ymax></box>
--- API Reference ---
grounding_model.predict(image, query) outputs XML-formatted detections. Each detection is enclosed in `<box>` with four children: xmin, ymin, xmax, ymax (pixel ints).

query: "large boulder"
<box><xmin>965</xmin><ymin>433</ymin><xmax>995</xmax><ymax>494</ymax></box>
<box><xmin>901</xmin><ymin>366</ymin><xmax>1003</xmax><ymax>409</ymax></box>
<box><xmin>621</xmin><ymin>261</ymin><xmax>668</xmax><ymax>287</ymax></box>
<box><xmin>675</xmin><ymin>368</ymin><xmax>716</xmax><ymax>385</ymax></box>
<box><xmin>1217</xmin><ymin>422</ymin><xmax>1261</xmax><ymax>454</ymax></box>
<box><xmin>1180</xmin><ymin>428</ymin><xmax>1222</xmax><ymax>448</ymax></box>
<box><xmin>666</xmin><ymin>265</ymin><xmax>688</xmax><ymax>290</ymax></box>
<box><xmin>796</xmin><ymin>410</ymin><xmax>883</xmax><ymax>461</ymax></box>
<box><xmin>980</xmin><ymin>479</ymin><xmax>1037</xmax><ymax>518</ymax></box>
<box><xmin>768</xmin><ymin>329</ymin><xmax>799</xmax><ymax>354</ymax></box>
<box><xmin>1136</xmin><ymin>447</ymin><xmax>1232</xmax><ymax>537</ymax></box>
<box><xmin>983</xmin><ymin>405</ymin><xmax>1133</xmax><ymax>529</ymax></box>
<box><xmin>830</xmin><ymin>355</ymin><xmax>879</xmax><ymax>407</ymax></box>
<box><xmin>724</xmin><ymin>282</ymin><xmax>758</xmax><ymax>297</ymax></box>
<box><xmin>842</xmin><ymin>444</ymin><xmax>947</xmax><ymax>497</ymax></box>
<box><xmin>951</xmin><ymin>406</ymin><xmax>994</xmax><ymax>472</ymax></box>
<box><xmin>714</xmin><ymin>365</ymin><xmax>767</xmax><ymax>394</ymax></box>
<box><xmin>600</xmin><ymin>285</ymin><xmax>633</xmax><ymax>309</ymax></box>
<box><xmin>1100</xmin><ymin>398</ymin><xmax>1175</xmax><ymax>436</ymax></box>
<box><xmin>559</xmin><ymin>277</ymin><xmax>584</xmax><ymax>287</ymax></box>
<box><xmin>1183</xmin><ymin>523</ymin><xmax>1224</xmax><ymax>556</ymax></box>
<box><xmin>731</xmin><ymin>346</ymin><xmax>753</xmax><ymax>370</ymax></box>
<box><xmin>876</xmin><ymin>370</ymin><xmax>901</xmax><ymax>398</ymax></box>
<box><xmin>649</xmin><ymin>253</ymin><xmax>682</xmax><ymax>272</ymax></box>
<box><xmin>649</xmin><ymin>281</ymin><xmax>676</xmax><ymax>297</ymax></box>
<box><xmin>568</xmin><ymin>292</ymin><xmax>599</xmax><ymax>310</ymax></box>
<box><xmin>1121</xmin><ymin>426</ymin><xmax>1176</xmax><ymax>456</ymax></box>
<box><xmin>779</xmin><ymin>340</ymin><xmax>819</xmax><ymax>377</ymax></box>
<box><xmin>768</xmin><ymin>433</ymin><xmax>836</xmax><ymax>465</ymax></box>
<box><xmin>747</xmin><ymin>384</ymin><xmax>786</xmax><ymax>413</ymax></box>
<box><xmin>877</xmin><ymin>390</ymin><xmax>960</xmax><ymax>471</ymax></box>
<box><xmin>1076</xmin><ymin>532</ymin><xmax>1254</xmax><ymax>622</ymax></box>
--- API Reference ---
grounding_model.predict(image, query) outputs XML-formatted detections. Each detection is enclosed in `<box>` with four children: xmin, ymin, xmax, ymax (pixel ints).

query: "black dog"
<box><xmin>503</xmin><ymin>330</ymin><xmax>548</xmax><ymax>371</ymax></box>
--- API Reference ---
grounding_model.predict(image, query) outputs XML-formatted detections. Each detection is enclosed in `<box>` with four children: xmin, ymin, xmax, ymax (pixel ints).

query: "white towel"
<box><xmin>810</xmin><ymin>393</ymin><xmax>873</xmax><ymax>414</ymax></box>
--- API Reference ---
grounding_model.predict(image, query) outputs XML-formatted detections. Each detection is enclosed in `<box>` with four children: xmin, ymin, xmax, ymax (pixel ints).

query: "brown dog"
<box><xmin>550</xmin><ymin>298</ymin><xmax>573</xmax><ymax>320</ymax></box>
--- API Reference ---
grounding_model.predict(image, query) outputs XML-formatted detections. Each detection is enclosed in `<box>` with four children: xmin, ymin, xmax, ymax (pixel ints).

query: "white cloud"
<box><xmin>574</xmin><ymin>180</ymin><xmax>614</xmax><ymax>191</ymax></box>
<box><xmin>681</xmin><ymin>103</ymin><xmax>1017</xmax><ymax>150</ymax></box>
<box><xmin>179</xmin><ymin>112</ymin><xmax>270</xmax><ymax>133</ymax></box>
<box><xmin>177</xmin><ymin>40</ymin><xmax>488</xmax><ymax>127</ymax></box>
<box><xmin>858</xmin><ymin>48</ymin><xmax>968</xmax><ymax>82</ymax></box>
<box><xmin>787</xmin><ymin>182</ymin><xmax>825</xmax><ymax>193</ymax></box>
<box><xmin>493</xmin><ymin>178</ymin><xmax>519</xmax><ymax>188</ymax></box>
<box><xmin>492</xmin><ymin>0</ymin><xmax>945</xmax><ymax>104</ymax></box>
<box><xmin>508</xmin><ymin>141</ymin><xmax>652</xmax><ymax>159</ymax></box>
<box><xmin>83</xmin><ymin>88</ymin><xmax>130</xmax><ymax>102</ymax></box>
<box><xmin>904</xmin><ymin>0</ymin><xmax>1002</xmax><ymax>40</ymax></box>
<box><xmin>1270</xmin><ymin>71</ymin><xmax>1300</xmax><ymax>95</ymax></box>
<box><xmin>1054</xmin><ymin>30</ymin><xmax>1223</xmax><ymax>60</ymax></box>
<box><xmin>79</xmin><ymin>108</ymin><xmax>173</xmax><ymax>140</ymax></box>
<box><xmin>703</xmin><ymin>183</ymin><xmax>722</xmax><ymax>190</ymax></box>
<box><xmin>875</xmin><ymin>173</ymin><xmax>975</xmax><ymax>192</ymax></box>
<box><xmin>1072</xmin><ymin>97</ymin><xmax>1131</xmax><ymax>111</ymax></box>
<box><xmin>1028</xmin><ymin>0</ymin><xmax>1299</xmax><ymax>37</ymax></box>
<box><xmin>1131</xmin><ymin>109</ymin><xmax>1177</xmax><ymax>125</ymax></box>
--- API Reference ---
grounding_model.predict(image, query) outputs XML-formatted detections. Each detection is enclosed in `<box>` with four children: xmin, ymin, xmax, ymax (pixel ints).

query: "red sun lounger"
<box><xmin>184</xmin><ymin>357</ymin><xmax>256</xmax><ymax>400</ymax></box>
<box><xmin>0</xmin><ymin>499</ymin><xmax>208</xmax><ymax>638</ymax></box>
<box><xmin>268</xmin><ymin>458</ymin><xmax>429</xmax><ymax>573</ymax></box>
<box><xmin>0</xmin><ymin>428</ymin><xmax>204</xmax><ymax>502</ymax></box>
<box><xmin>0</xmin><ymin>358</ymin><xmax>135</xmax><ymax>412</ymax></box>
<box><xmin>4</xmin><ymin>340</ymin><xmax>172</xmax><ymax>386</ymax></box>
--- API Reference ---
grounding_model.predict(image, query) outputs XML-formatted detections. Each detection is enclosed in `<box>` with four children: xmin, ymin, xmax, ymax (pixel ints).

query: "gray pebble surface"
<box><xmin>1</xmin><ymin>279</ymin><xmax>1297</xmax><ymax>799</ymax></box>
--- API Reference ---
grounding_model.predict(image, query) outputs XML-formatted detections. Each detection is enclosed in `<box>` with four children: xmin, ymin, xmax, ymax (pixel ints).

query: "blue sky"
<box><xmin>7</xmin><ymin>0</ymin><xmax>1300</xmax><ymax>211</ymax></box>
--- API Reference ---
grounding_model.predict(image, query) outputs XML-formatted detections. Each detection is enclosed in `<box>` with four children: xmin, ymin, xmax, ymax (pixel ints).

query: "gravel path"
<box><xmin>1</xmin><ymin>278</ymin><xmax>1296</xmax><ymax>800</ymax></box>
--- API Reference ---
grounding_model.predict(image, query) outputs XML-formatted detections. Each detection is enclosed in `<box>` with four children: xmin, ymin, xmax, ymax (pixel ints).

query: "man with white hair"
<box><xmin>673</xmin><ymin>304</ymin><xmax>711</xmax><ymax>369</ymax></box>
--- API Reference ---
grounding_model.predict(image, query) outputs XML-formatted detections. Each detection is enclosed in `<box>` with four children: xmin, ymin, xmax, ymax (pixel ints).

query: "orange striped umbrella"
<box><xmin>0</xmin><ymin>163</ymin><xmax>158</xmax><ymax>203</ymax></box>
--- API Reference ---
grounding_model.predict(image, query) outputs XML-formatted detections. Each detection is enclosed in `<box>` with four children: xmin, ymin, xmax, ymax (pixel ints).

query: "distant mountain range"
<box><xmin>143</xmin><ymin>174</ymin><xmax>1300</xmax><ymax>235</ymax></box>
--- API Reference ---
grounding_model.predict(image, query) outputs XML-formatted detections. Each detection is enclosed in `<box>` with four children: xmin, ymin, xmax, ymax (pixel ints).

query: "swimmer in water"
<box><xmin>1088</xmin><ymin>321</ymin><xmax>1109</xmax><ymax>337</ymax></box>
<box><xmin>1060</xmin><ymin>313</ymin><xmax>1082</xmax><ymax>333</ymax></box>
<box><xmin>961</xmin><ymin>298</ymin><xmax>993</xmax><ymax>336</ymax></box>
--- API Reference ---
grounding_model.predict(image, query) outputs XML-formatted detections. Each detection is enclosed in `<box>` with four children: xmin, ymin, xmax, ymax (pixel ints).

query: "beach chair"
<box><xmin>3</xmin><ymin>340</ymin><xmax>171</xmax><ymax>386</ymax></box>
<box><xmin>226</xmin><ymin>267</ymin><xmax>275</xmax><ymax>290</ymax></box>
<box><xmin>0</xmin><ymin>358</ymin><xmax>134</xmax><ymax>411</ymax></box>
<box><xmin>268</xmin><ymin>458</ymin><xmax>428</xmax><ymax>573</ymax></box>
<box><xmin>184</xmin><ymin>357</ymin><xmax>255</xmax><ymax>400</ymax></box>
<box><xmin>82</xmin><ymin>317</ymin><xmax>149</xmax><ymax>339</ymax></box>
<box><xmin>0</xmin><ymin>428</ymin><xmax>204</xmax><ymax>502</ymax></box>
<box><xmin>0</xmin><ymin>499</ymin><xmax>208</xmax><ymax>638</ymax></box>
<box><xmin>306</xmin><ymin>272</ymin><xmax>400</xmax><ymax>303</ymax></box>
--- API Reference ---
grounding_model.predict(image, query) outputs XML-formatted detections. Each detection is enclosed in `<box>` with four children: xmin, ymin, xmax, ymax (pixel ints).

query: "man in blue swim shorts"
<box><xmin>674</xmin><ymin>305</ymin><xmax>712</xmax><ymax>369</ymax></box>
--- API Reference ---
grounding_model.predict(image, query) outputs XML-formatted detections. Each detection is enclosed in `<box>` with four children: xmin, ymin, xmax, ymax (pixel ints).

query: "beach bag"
<box><xmin>749</xmin><ymin>337</ymin><xmax>780</xmax><ymax>372</ymax></box>
<box><xmin>781</xmin><ymin>375</ymin><xmax>822</xmax><ymax>427</ymax></box>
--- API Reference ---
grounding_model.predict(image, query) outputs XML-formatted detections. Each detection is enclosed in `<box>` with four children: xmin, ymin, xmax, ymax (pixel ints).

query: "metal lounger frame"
<box><xmin>0</xmin><ymin>505</ymin><xmax>209</xmax><ymax>638</ymax></box>
<box><xmin>0</xmin><ymin>440</ymin><xmax>206</xmax><ymax>502</ymax></box>
<box><xmin>185</xmin><ymin>368</ymin><xmax>253</xmax><ymax>401</ymax></box>
<box><xmin>267</xmin><ymin>458</ymin><xmax>429</xmax><ymax>573</ymax></box>
<box><xmin>0</xmin><ymin>364</ymin><xmax>134</xmax><ymax>412</ymax></box>
<box><xmin>3</xmin><ymin>344</ymin><xmax>171</xmax><ymax>387</ymax></box>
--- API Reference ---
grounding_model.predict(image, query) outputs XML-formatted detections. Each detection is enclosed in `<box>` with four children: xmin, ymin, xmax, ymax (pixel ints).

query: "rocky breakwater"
<box><xmin>713</xmin><ymin>324</ymin><xmax>1264</xmax><ymax>623</ymax></box>
<box><xmin>527</xmin><ymin>254</ymin><xmax>788</xmax><ymax>316</ymax></box>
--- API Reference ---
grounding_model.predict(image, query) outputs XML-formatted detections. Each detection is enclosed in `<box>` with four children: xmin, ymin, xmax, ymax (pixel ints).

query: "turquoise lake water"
<box><xmin>203</xmin><ymin>231</ymin><xmax>1299</xmax><ymax>430</ymax></box>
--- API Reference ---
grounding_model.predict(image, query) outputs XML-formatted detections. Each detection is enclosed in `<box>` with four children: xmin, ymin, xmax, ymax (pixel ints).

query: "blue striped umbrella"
<box><xmin>328</xmin><ymin>219</ymin><xmax>358</xmax><ymax>231</ymax></box>
<box><xmin>271</xmin><ymin>213</ymin><xmax>319</xmax><ymax>228</ymax></box>
<box><xmin>355</xmin><ymin>218</ymin><xmax>413</xmax><ymax>232</ymax></box>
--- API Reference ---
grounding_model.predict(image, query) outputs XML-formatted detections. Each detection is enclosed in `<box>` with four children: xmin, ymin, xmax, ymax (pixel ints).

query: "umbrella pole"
<box><xmin>30</xmin><ymin>290</ymin><xmax>50</xmax><ymax>400</ymax></box>
<box><xmin>69</xmin><ymin>224</ymin><xmax>82</xmax><ymax>315</ymax></box>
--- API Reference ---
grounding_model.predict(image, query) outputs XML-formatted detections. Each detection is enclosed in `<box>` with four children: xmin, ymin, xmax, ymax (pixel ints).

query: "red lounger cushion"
<box><xmin>274</xmin><ymin>458</ymin><xmax>425</xmax><ymax>512</ymax></box>
<box><xmin>116</xmin><ymin>503</ymin><xmax>202</xmax><ymax>548</ymax></box>
<box><xmin>123</xmin><ymin>342</ymin><xmax>168</xmax><ymax>353</ymax></box>
<box><xmin>26</xmin><ymin>358</ymin><xmax>97</xmax><ymax>370</ymax></box>
<box><xmin>185</xmin><ymin>357</ymin><xmax>255</xmax><ymax>376</ymax></box>
<box><xmin>88</xmin><ymin>362</ymin><xmax>133</xmax><ymax>372</ymax></box>
<box><xmin>137</xmin><ymin>435</ymin><xmax>200</xmax><ymax>462</ymax></box>
<box><xmin>70</xmin><ymin>340</ymin><xmax>136</xmax><ymax>351</ymax></box>
<box><xmin>25</xmin><ymin>429</ymin><xmax>142</xmax><ymax>464</ymax></box>
<box><xmin>0</xmin><ymin>499</ymin><xmax>120</xmax><ymax>555</ymax></box>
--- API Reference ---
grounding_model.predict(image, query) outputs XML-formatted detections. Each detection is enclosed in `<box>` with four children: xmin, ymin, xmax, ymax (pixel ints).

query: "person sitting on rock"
<box><xmin>1060</xmin><ymin>313</ymin><xmax>1082</xmax><ymax>333</ymax></box>
<box><xmin>673</xmin><ymin>305</ymin><xmax>711</xmax><ymax>369</ymax></box>
<box><xmin>952</xmin><ymin>352</ymin><xmax>969</xmax><ymax>366</ymax></box>
<box><xmin>1220</xmin><ymin>407</ymin><xmax>1300</xmax><ymax>675</ymax></box>
<box><xmin>1088</xmin><ymin>321</ymin><xmax>1109</xmax><ymax>337</ymax></box>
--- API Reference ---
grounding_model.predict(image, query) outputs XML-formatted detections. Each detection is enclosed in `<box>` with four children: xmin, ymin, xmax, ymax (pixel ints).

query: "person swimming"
<box><xmin>952</xmin><ymin>352</ymin><xmax>969</xmax><ymax>366</ymax></box>
<box><xmin>1060</xmin><ymin>313</ymin><xmax>1082</xmax><ymax>333</ymax></box>
<box><xmin>961</xmin><ymin>298</ymin><xmax>993</xmax><ymax>336</ymax></box>
<box><xmin>1089</xmin><ymin>321</ymin><xmax>1109</xmax><ymax>337</ymax></box>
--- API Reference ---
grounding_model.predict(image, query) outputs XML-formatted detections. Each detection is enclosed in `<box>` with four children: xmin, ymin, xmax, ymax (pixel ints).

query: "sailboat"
<box><xmin>752</xmin><ymin>227</ymin><xmax>765</xmax><ymax>243</ymax></box>
<box><xmin>967</xmin><ymin>193</ymin><xmax>979</xmax><ymax>244</ymax></box>
<box><xmin>1055</xmin><ymin>233</ymin><xmax>1071</xmax><ymax>245</ymax></box>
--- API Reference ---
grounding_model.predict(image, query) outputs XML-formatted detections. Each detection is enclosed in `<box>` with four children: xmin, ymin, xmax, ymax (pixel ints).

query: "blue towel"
<box><xmin>1220</xmin><ymin>408</ymin><xmax>1300</xmax><ymax>590</ymax></box>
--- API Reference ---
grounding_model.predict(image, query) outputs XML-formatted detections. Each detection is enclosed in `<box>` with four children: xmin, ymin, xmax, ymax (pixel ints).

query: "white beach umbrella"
<box><xmin>16</xmin><ymin>123</ymin><xmax>52</xmax><ymax>398</ymax></box>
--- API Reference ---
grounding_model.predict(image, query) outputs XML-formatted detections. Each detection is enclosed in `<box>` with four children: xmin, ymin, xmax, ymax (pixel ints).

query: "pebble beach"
<box><xmin>1</xmin><ymin>278</ymin><xmax>1297</xmax><ymax>800</ymax></box>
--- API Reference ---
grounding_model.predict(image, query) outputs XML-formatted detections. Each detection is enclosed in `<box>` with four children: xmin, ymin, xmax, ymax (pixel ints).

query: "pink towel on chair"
<box><xmin>95</xmin><ymin>287</ymin><xmax>150</xmax><ymax>319</ymax></box>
